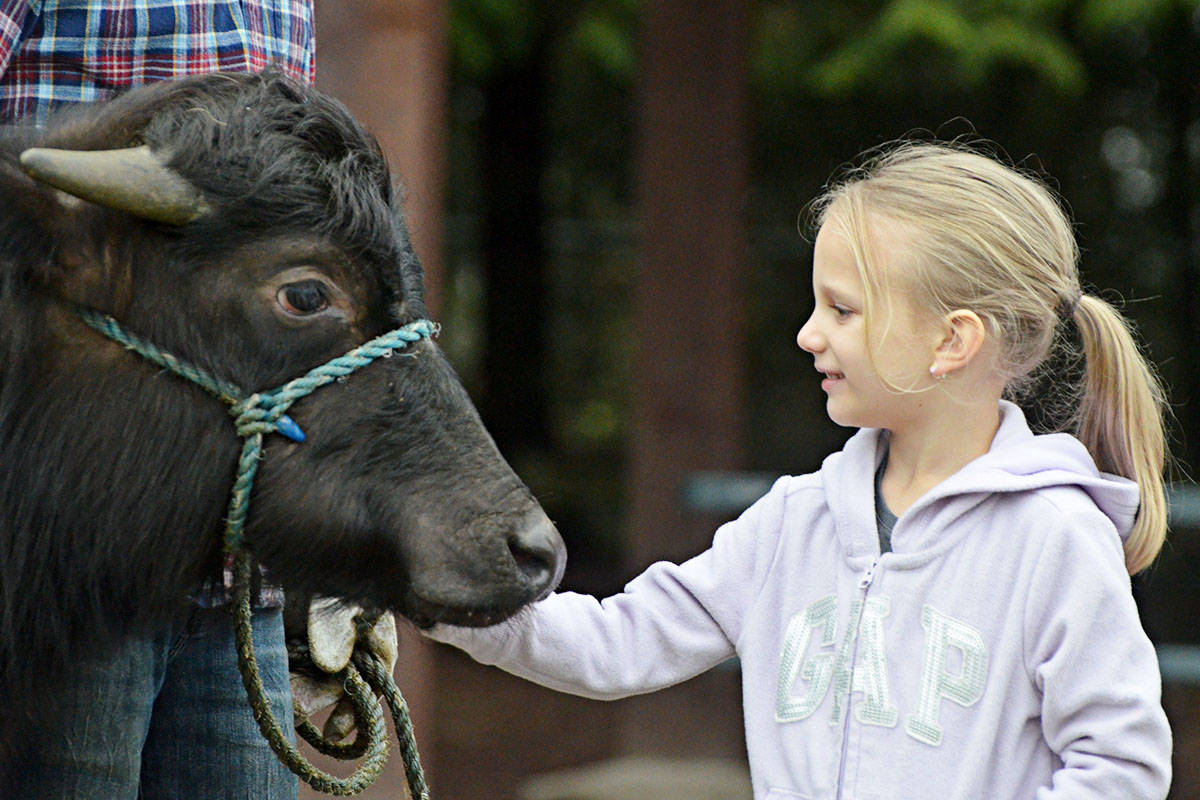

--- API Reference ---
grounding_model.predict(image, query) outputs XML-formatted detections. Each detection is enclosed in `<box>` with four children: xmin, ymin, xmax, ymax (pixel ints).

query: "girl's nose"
<box><xmin>796</xmin><ymin>314</ymin><xmax>822</xmax><ymax>354</ymax></box>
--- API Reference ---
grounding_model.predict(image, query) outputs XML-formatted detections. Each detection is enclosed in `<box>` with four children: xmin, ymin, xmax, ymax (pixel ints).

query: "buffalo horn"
<box><xmin>19</xmin><ymin>145</ymin><xmax>210</xmax><ymax>225</ymax></box>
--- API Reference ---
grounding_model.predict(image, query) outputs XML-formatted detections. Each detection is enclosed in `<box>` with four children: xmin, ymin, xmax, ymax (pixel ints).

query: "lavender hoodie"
<box><xmin>428</xmin><ymin>402</ymin><xmax>1172</xmax><ymax>799</ymax></box>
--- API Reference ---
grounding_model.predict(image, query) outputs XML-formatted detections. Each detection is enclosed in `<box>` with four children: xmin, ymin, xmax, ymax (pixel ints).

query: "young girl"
<box><xmin>427</xmin><ymin>142</ymin><xmax>1173</xmax><ymax>799</ymax></box>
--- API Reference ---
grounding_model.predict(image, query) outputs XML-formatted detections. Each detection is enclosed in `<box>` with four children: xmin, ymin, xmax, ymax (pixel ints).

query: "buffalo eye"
<box><xmin>277</xmin><ymin>280</ymin><xmax>330</xmax><ymax>315</ymax></box>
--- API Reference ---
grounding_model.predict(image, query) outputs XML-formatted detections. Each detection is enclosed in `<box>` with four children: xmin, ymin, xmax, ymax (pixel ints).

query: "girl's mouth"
<box><xmin>820</xmin><ymin>370</ymin><xmax>844</xmax><ymax>391</ymax></box>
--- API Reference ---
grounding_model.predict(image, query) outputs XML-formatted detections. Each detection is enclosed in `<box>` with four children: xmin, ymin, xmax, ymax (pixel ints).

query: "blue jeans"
<box><xmin>15</xmin><ymin>606</ymin><xmax>298</xmax><ymax>800</ymax></box>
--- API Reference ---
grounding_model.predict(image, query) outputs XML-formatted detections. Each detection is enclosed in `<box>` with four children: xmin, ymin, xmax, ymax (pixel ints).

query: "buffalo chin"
<box><xmin>400</xmin><ymin>591</ymin><xmax>529</xmax><ymax>630</ymax></box>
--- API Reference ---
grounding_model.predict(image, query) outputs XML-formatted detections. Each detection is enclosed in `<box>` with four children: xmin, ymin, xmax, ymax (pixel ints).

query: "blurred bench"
<box><xmin>517</xmin><ymin>756</ymin><xmax>752</xmax><ymax>800</ymax></box>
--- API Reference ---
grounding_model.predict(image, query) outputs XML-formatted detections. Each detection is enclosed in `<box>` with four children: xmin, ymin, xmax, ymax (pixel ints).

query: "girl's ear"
<box><xmin>933</xmin><ymin>309</ymin><xmax>987</xmax><ymax>375</ymax></box>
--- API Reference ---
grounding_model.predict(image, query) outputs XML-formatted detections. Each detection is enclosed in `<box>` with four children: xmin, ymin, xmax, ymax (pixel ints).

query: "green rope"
<box><xmin>78</xmin><ymin>308</ymin><xmax>435</xmax><ymax>800</ymax></box>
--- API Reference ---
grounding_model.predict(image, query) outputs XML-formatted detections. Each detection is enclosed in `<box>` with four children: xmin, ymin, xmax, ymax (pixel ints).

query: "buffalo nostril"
<box><xmin>507</xmin><ymin>511</ymin><xmax>567</xmax><ymax>597</ymax></box>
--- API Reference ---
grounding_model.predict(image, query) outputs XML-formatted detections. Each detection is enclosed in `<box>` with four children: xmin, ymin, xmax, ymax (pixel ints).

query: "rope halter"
<box><xmin>77</xmin><ymin>307</ymin><xmax>436</xmax><ymax>799</ymax></box>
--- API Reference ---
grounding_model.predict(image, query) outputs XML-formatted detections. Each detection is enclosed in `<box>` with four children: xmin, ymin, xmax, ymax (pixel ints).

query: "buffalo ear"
<box><xmin>19</xmin><ymin>145</ymin><xmax>210</xmax><ymax>226</ymax></box>
<box><xmin>0</xmin><ymin>154</ymin><xmax>118</xmax><ymax>309</ymax></box>
<box><xmin>7</xmin><ymin>145</ymin><xmax>209</xmax><ymax>309</ymax></box>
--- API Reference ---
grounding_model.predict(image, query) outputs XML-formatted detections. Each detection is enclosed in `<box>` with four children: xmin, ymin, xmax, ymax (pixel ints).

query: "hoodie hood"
<box><xmin>822</xmin><ymin>400</ymin><xmax>1140</xmax><ymax>562</ymax></box>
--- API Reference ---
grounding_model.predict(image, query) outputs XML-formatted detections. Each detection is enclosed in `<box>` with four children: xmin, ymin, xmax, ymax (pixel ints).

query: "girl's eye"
<box><xmin>277</xmin><ymin>280</ymin><xmax>330</xmax><ymax>315</ymax></box>
<box><xmin>832</xmin><ymin>304</ymin><xmax>853</xmax><ymax>318</ymax></box>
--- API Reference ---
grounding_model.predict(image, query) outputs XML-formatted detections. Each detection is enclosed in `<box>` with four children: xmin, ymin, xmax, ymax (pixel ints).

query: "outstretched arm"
<box><xmin>426</xmin><ymin>478</ymin><xmax>794</xmax><ymax>699</ymax></box>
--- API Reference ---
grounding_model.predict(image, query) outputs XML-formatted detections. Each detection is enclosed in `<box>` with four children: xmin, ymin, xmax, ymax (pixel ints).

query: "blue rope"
<box><xmin>78</xmin><ymin>309</ymin><xmax>435</xmax><ymax>442</ymax></box>
<box><xmin>76</xmin><ymin>307</ymin><xmax>435</xmax><ymax>799</ymax></box>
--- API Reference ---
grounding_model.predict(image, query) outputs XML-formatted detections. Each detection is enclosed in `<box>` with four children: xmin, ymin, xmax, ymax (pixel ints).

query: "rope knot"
<box><xmin>231</xmin><ymin>393</ymin><xmax>304</xmax><ymax>442</ymax></box>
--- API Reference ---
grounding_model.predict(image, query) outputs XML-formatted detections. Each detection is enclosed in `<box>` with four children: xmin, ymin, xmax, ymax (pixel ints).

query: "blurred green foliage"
<box><xmin>441</xmin><ymin>0</ymin><xmax>1200</xmax><ymax>591</ymax></box>
<box><xmin>802</xmin><ymin>0</ymin><xmax>1085</xmax><ymax>94</ymax></box>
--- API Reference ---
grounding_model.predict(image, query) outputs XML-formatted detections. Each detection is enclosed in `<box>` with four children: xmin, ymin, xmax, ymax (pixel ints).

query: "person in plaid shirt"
<box><xmin>0</xmin><ymin>0</ymin><xmax>314</xmax><ymax>124</ymax></box>
<box><xmin>3</xmin><ymin>3</ymin><xmax>310</xmax><ymax>797</ymax></box>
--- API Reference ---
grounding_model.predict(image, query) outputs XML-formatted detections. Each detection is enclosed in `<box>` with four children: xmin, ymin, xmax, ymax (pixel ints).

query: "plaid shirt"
<box><xmin>0</xmin><ymin>0</ymin><xmax>314</xmax><ymax>124</ymax></box>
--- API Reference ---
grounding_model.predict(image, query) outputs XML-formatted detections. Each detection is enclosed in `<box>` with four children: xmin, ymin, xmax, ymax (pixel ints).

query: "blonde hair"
<box><xmin>810</xmin><ymin>141</ymin><xmax>1167</xmax><ymax>574</ymax></box>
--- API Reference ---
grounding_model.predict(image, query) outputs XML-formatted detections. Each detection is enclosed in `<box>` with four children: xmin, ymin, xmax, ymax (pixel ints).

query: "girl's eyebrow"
<box><xmin>815</xmin><ymin>278</ymin><xmax>859</xmax><ymax>303</ymax></box>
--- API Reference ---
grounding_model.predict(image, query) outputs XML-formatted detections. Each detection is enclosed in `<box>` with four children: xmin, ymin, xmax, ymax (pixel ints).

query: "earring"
<box><xmin>929</xmin><ymin>363</ymin><xmax>946</xmax><ymax>380</ymax></box>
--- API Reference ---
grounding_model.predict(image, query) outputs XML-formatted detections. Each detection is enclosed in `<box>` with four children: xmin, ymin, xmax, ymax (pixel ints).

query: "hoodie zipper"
<box><xmin>836</xmin><ymin>559</ymin><xmax>878</xmax><ymax>800</ymax></box>
<box><xmin>857</xmin><ymin>562</ymin><xmax>877</xmax><ymax>591</ymax></box>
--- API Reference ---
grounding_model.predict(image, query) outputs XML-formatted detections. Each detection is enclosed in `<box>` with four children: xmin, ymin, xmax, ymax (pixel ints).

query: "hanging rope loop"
<box><xmin>77</xmin><ymin>307</ymin><xmax>435</xmax><ymax>799</ymax></box>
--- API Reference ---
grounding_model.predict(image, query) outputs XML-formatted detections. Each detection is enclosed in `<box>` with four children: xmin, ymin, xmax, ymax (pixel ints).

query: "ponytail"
<box><xmin>1071</xmin><ymin>295</ymin><xmax>1168</xmax><ymax>574</ymax></box>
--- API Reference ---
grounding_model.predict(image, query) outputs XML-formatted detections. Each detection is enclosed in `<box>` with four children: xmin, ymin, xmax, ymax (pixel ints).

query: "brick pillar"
<box><xmin>629</xmin><ymin>0</ymin><xmax>748</xmax><ymax>569</ymax></box>
<box><xmin>622</xmin><ymin>0</ymin><xmax>749</xmax><ymax>762</ymax></box>
<box><xmin>314</xmin><ymin>0</ymin><xmax>448</xmax><ymax>313</ymax></box>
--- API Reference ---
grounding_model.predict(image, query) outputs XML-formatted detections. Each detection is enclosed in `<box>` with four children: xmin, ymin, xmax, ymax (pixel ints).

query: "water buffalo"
<box><xmin>0</xmin><ymin>71</ymin><xmax>565</xmax><ymax>773</ymax></box>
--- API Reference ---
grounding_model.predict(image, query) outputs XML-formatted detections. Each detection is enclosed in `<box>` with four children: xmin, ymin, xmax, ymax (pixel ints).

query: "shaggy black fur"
<box><xmin>0</xmin><ymin>71</ymin><xmax>562</xmax><ymax>783</ymax></box>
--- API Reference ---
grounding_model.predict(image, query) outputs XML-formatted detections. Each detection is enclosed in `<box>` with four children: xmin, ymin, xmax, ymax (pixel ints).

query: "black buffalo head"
<box><xmin>0</xmin><ymin>71</ymin><xmax>565</xmax><ymax>687</ymax></box>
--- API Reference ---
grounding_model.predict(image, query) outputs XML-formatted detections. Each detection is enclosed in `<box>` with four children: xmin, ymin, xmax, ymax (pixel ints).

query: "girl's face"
<box><xmin>796</xmin><ymin>221</ymin><xmax>940</xmax><ymax>431</ymax></box>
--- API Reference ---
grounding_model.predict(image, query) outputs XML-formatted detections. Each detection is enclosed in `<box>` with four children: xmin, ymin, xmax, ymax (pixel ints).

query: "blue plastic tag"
<box><xmin>275</xmin><ymin>415</ymin><xmax>306</xmax><ymax>443</ymax></box>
